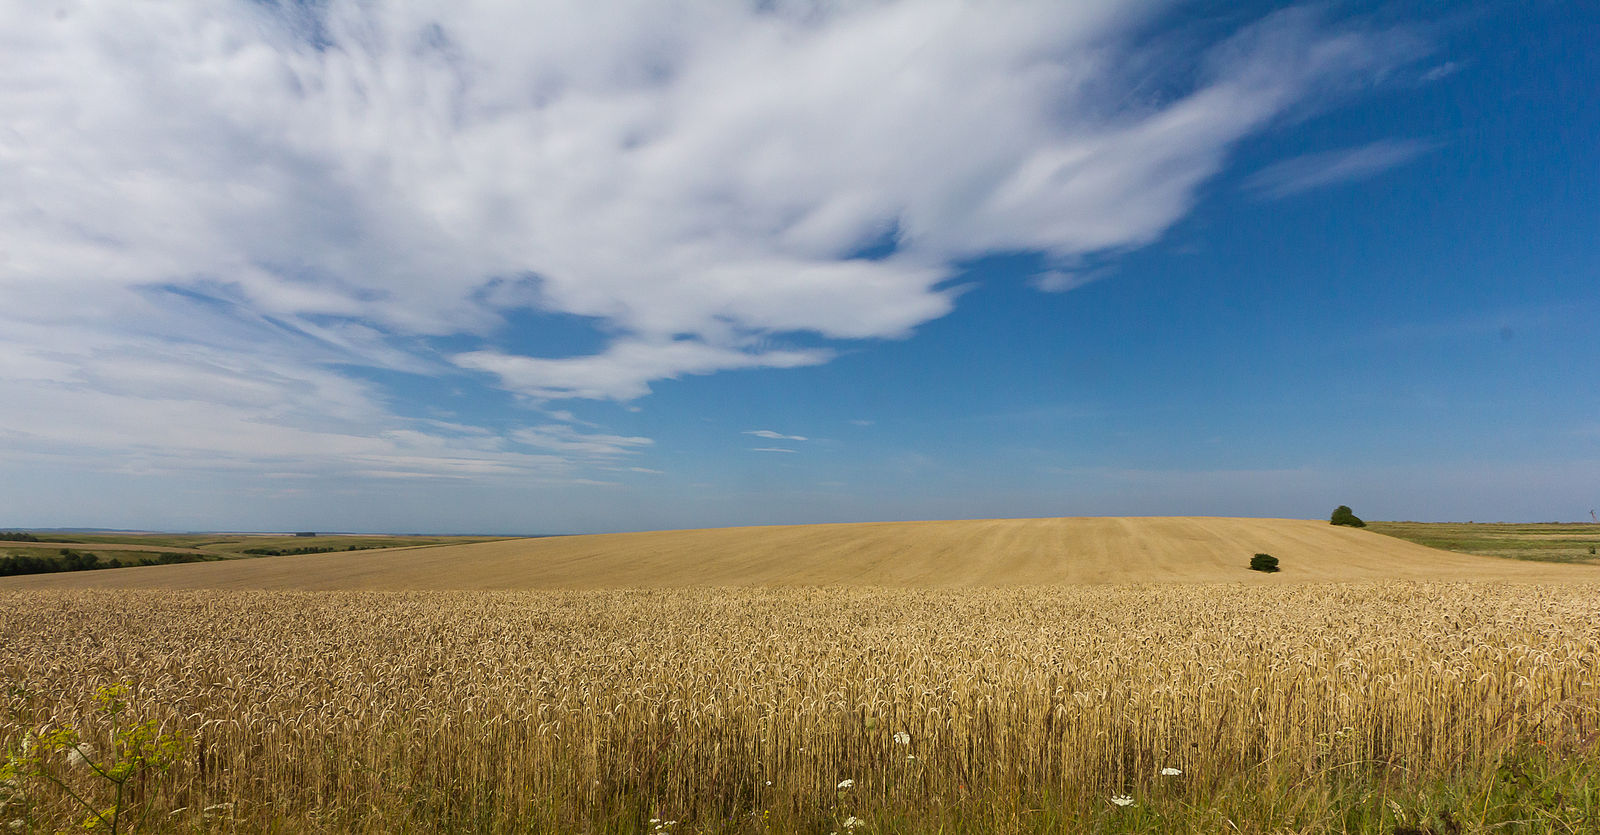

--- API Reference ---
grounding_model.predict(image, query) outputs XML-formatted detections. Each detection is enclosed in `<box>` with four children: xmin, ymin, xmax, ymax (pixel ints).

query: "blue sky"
<box><xmin>1</xmin><ymin>1</ymin><xmax>1594</xmax><ymax>533</ymax></box>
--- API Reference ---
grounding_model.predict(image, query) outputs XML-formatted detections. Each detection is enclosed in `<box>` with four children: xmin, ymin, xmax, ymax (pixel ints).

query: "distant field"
<box><xmin>1368</xmin><ymin>520</ymin><xmax>1600</xmax><ymax>564</ymax></box>
<box><xmin>0</xmin><ymin>532</ymin><xmax>510</xmax><ymax>578</ymax></box>
<box><xmin>9</xmin><ymin>531</ymin><xmax>508</xmax><ymax>556</ymax></box>
<box><xmin>3</xmin><ymin>517</ymin><xmax>1596</xmax><ymax>590</ymax></box>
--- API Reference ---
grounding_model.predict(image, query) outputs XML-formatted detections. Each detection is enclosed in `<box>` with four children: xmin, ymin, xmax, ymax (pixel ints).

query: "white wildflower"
<box><xmin>843</xmin><ymin>816</ymin><xmax>865</xmax><ymax>830</ymax></box>
<box><xmin>765</xmin><ymin>781</ymin><xmax>772</xmax><ymax>786</ymax></box>
<box><xmin>1110</xmin><ymin>795</ymin><xmax>1135</xmax><ymax>807</ymax></box>
<box><xmin>837</xmin><ymin>779</ymin><xmax>855</xmax><ymax>790</ymax></box>
<box><xmin>9</xmin><ymin>820</ymin><xmax>23</xmax><ymax>831</ymax></box>
<box><xmin>1159</xmin><ymin>767</ymin><xmax>1182</xmax><ymax>776</ymax></box>
<box><xmin>892</xmin><ymin>731</ymin><xmax>911</xmax><ymax>745</ymax></box>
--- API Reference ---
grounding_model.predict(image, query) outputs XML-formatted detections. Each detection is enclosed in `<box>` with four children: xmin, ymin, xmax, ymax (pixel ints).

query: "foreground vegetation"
<box><xmin>2</xmin><ymin>583</ymin><xmax>1597</xmax><ymax>833</ymax></box>
<box><xmin>1368</xmin><ymin>521</ymin><xmax>1600</xmax><ymax>564</ymax></box>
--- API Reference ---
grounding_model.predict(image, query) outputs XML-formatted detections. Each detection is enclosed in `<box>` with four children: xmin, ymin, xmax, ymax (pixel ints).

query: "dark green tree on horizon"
<box><xmin>1330</xmin><ymin>505</ymin><xmax>1366</xmax><ymax>527</ymax></box>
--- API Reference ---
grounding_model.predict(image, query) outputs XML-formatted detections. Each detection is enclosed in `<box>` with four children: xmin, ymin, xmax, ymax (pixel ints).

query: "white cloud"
<box><xmin>1245</xmin><ymin>138</ymin><xmax>1440</xmax><ymax>199</ymax></box>
<box><xmin>745</xmin><ymin>430</ymin><xmax>808</xmax><ymax>441</ymax></box>
<box><xmin>749</xmin><ymin>448</ymin><xmax>799</xmax><ymax>454</ymax></box>
<box><xmin>455</xmin><ymin>340</ymin><xmax>832</xmax><ymax>401</ymax></box>
<box><xmin>0</xmin><ymin>0</ymin><xmax>1426</xmax><ymax>479</ymax></box>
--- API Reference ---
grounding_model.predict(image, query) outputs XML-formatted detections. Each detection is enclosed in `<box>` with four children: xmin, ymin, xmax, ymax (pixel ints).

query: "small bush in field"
<box><xmin>1330</xmin><ymin>506</ymin><xmax>1366</xmax><ymax>528</ymax></box>
<box><xmin>1250</xmin><ymin>553</ymin><xmax>1280</xmax><ymax>573</ymax></box>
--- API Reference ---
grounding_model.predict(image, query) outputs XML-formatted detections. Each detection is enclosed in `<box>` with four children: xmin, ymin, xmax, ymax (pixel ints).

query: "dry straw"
<box><xmin>2</xmin><ymin>583</ymin><xmax>1597</xmax><ymax>831</ymax></box>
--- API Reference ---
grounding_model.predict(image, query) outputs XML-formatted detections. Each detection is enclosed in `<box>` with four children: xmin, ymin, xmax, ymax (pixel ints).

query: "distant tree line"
<box><xmin>240</xmin><ymin>544</ymin><xmax>383</xmax><ymax>557</ymax></box>
<box><xmin>0</xmin><ymin>548</ymin><xmax>219</xmax><ymax>577</ymax></box>
<box><xmin>0</xmin><ymin>531</ymin><xmax>41</xmax><ymax>541</ymax></box>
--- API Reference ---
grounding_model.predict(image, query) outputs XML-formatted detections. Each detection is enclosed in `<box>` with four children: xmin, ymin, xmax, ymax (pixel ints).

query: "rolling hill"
<box><xmin>2</xmin><ymin>516</ymin><xmax>1595</xmax><ymax>591</ymax></box>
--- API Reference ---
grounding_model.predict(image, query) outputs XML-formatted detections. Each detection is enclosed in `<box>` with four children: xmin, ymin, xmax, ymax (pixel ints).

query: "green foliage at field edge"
<box><xmin>1331</xmin><ymin>505</ymin><xmax>1367</xmax><ymax>528</ymax></box>
<box><xmin>0</xmin><ymin>548</ymin><xmax>222</xmax><ymax>577</ymax></box>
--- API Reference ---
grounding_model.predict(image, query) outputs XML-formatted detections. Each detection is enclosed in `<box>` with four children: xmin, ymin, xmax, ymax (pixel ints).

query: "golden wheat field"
<box><xmin>2</xmin><ymin>517</ymin><xmax>1593</xmax><ymax>590</ymax></box>
<box><xmin>3</xmin><ymin>519</ymin><xmax>1599</xmax><ymax>832</ymax></box>
<box><xmin>3</xmin><ymin>581</ymin><xmax>1600</xmax><ymax>833</ymax></box>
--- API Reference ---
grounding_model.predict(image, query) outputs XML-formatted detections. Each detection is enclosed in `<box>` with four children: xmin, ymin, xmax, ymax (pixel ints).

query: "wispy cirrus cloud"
<box><xmin>1244</xmin><ymin>138</ymin><xmax>1441</xmax><ymax>199</ymax></box>
<box><xmin>510</xmin><ymin>425</ymin><xmax>653</xmax><ymax>458</ymax></box>
<box><xmin>1421</xmin><ymin>61</ymin><xmax>1463</xmax><ymax>82</ymax></box>
<box><xmin>745</xmin><ymin>430</ymin><xmax>808</xmax><ymax>442</ymax></box>
<box><xmin>1030</xmin><ymin>268</ymin><xmax>1115</xmax><ymax>294</ymax></box>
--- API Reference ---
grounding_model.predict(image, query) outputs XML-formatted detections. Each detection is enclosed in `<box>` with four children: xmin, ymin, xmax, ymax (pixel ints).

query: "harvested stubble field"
<box><xmin>1</xmin><ymin>517</ymin><xmax>1591</xmax><ymax>590</ymax></box>
<box><xmin>3</xmin><ymin>582</ymin><xmax>1600</xmax><ymax>834</ymax></box>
